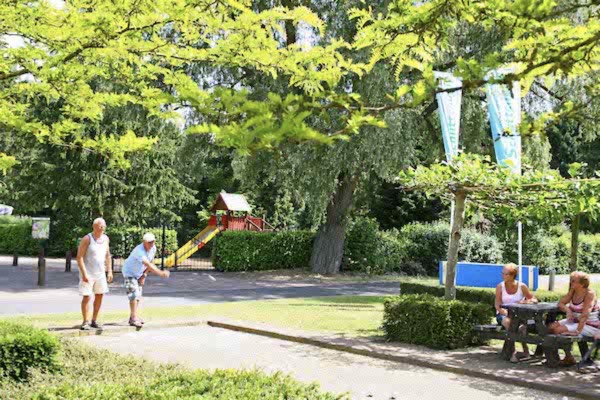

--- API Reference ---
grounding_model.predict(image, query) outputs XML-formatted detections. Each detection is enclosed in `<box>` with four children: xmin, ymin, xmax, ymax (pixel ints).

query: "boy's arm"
<box><xmin>142</xmin><ymin>259</ymin><xmax>169</xmax><ymax>278</ymax></box>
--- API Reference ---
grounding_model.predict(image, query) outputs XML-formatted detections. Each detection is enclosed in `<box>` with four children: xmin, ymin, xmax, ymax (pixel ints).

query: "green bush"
<box><xmin>213</xmin><ymin>230</ymin><xmax>314</xmax><ymax>272</ymax></box>
<box><xmin>399</xmin><ymin>282</ymin><xmax>563</xmax><ymax>305</ymax></box>
<box><xmin>0</xmin><ymin>223</ymin><xmax>40</xmax><ymax>255</ymax></box>
<box><xmin>1</xmin><ymin>338</ymin><xmax>344</xmax><ymax>400</ymax></box>
<box><xmin>0</xmin><ymin>322</ymin><xmax>61</xmax><ymax>381</ymax></box>
<box><xmin>28</xmin><ymin>369</ymin><xmax>344</xmax><ymax>400</ymax></box>
<box><xmin>106</xmin><ymin>227</ymin><xmax>178</xmax><ymax>258</ymax></box>
<box><xmin>399</xmin><ymin>222</ymin><xmax>504</xmax><ymax>276</ymax></box>
<box><xmin>344</xmin><ymin>218</ymin><xmax>423</xmax><ymax>275</ymax></box>
<box><xmin>527</xmin><ymin>231</ymin><xmax>600</xmax><ymax>274</ymax></box>
<box><xmin>382</xmin><ymin>294</ymin><xmax>493</xmax><ymax>349</ymax></box>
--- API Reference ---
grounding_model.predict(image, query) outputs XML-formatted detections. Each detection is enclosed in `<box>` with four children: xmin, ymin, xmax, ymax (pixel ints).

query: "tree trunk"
<box><xmin>569</xmin><ymin>213</ymin><xmax>581</xmax><ymax>272</ymax></box>
<box><xmin>310</xmin><ymin>173</ymin><xmax>359</xmax><ymax>275</ymax></box>
<box><xmin>445</xmin><ymin>191</ymin><xmax>467</xmax><ymax>300</ymax></box>
<box><xmin>281</xmin><ymin>0</ymin><xmax>297</xmax><ymax>46</ymax></box>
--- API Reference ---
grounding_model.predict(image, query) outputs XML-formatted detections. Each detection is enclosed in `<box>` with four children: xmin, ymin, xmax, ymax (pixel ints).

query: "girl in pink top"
<box><xmin>549</xmin><ymin>271</ymin><xmax>599</xmax><ymax>366</ymax></box>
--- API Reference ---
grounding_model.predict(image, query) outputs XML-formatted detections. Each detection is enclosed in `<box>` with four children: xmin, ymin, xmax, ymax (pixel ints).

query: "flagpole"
<box><xmin>518</xmin><ymin>221</ymin><xmax>523</xmax><ymax>285</ymax></box>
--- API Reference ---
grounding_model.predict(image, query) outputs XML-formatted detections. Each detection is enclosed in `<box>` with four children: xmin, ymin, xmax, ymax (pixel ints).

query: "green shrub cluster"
<box><xmin>0</xmin><ymin>223</ymin><xmax>40</xmax><ymax>255</ymax></box>
<box><xmin>28</xmin><ymin>370</ymin><xmax>343</xmax><ymax>400</ymax></box>
<box><xmin>382</xmin><ymin>294</ymin><xmax>493</xmax><ymax>349</ymax></box>
<box><xmin>1</xmin><ymin>337</ymin><xmax>343</xmax><ymax>400</ymax></box>
<box><xmin>213</xmin><ymin>230</ymin><xmax>314</xmax><ymax>272</ymax></box>
<box><xmin>106</xmin><ymin>227</ymin><xmax>178</xmax><ymax>258</ymax></box>
<box><xmin>344</xmin><ymin>218</ymin><xmax>504</xmax><ymax>276</ymax></box>
<box><xmin>399</xmin><ymin>282</ymin><xmax>563</xmax><ymax>306</ymax></box>
<box><xmin>0</xmin><ymin>322</ymin><xmax>61</xmax><ymax>381</ymax></box>
<box><xmin>527</xmin><ymin>232</ymin><xmax>600</xmax><ymax>274</ymax></box>
<box><xmin>0</xmin><ymin>222</ymin><xmax>178</xmax><ymax>258</ymax></box>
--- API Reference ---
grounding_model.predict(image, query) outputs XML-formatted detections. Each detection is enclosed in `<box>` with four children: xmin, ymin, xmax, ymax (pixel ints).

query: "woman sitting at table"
<box><xmin>548</xmin><ymin>271</ymin><xmax>599</xmax><ymax>366</ymax></box>
<box><xmin>495</xmin><ymin>263</ymin><xmax>538</xmax><ymax>363</ymax></box>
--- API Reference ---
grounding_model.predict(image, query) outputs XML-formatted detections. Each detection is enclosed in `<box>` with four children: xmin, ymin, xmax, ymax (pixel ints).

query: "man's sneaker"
<box><xmin>90</xmin><ymin>320</ymin><xmax>103</xmax><ymax>329</ymax></box>
<box><xmin>128</xmin><ymin>318</ymin><xmax>143</xmax><ymax>328</ymax></box>
<box><xmin>80</xmin><ymin>322</ymin><xmax>92</xmax><ymax>330</ymax></box>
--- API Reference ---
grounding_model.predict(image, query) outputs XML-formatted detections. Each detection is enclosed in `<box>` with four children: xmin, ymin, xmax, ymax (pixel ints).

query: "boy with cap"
<box><xmin>122</xmin><ymin>232</ymin><xmax>170</xmax><ymax>327</ymax></box>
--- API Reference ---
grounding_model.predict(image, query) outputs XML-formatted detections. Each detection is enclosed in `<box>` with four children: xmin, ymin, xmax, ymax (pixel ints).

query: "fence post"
<box><xmin>174</xmin><ymin>250</ymin><xmax>178</xmax><ymax>270</ymax></box>
<box><xmin>161</xmin><ymin>224</ymin><xmax>165</xmax><ymax>271</ymax></box>
<box><xmin>12</xmin><ymin>249</ymin><xmax>18</xmax><ymax>266</ymax></box>
<box><xmin>548</xmin><ymin>268</ymin><xmax>555</xmax><ymax>292</ymax></box>
<box><xmin>37</xmin><ymin>248</ymin><xmax>46</xmax><ymax>286</ymax></box>
<box><xmin>65</xmin><ymin>251</ymin><xmax>72</xmax><ymax>272</ymax></box>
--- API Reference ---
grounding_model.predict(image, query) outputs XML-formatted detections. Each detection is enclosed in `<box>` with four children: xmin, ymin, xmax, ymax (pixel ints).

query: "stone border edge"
<box><xmin>207</xmin><ymin>320</ymin><xmax>598</xmax><ymax>400</ymax></box>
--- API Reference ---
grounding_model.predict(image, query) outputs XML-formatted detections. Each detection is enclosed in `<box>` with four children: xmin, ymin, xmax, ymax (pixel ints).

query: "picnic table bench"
<box><xmin>474</xmin><ymin>302</ymin><xmax>598</xmax><ymax>369</ymax></box>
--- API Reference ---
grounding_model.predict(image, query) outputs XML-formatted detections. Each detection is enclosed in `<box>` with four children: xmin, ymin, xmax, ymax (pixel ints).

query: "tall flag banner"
<box><xmin>434</xmin><ymin>71</ymin><xmax>462</xmax><ymax>162</ymax></box>
<box><xmin>485</xmin><ymin>69</ymin><xmax>522</xmax><ymax>175</ymax></box>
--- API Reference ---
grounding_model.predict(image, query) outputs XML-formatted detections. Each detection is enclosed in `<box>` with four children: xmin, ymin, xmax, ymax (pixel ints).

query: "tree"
<box><xmin>398</xmin><ymin>153</ymin><xmax>600</xmax><ymax>299</ymax></box>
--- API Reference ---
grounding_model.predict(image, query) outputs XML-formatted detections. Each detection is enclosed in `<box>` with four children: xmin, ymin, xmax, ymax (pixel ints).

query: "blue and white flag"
<box><xmin>485</xmin><ymin>69</ymin><xmax>522</xmax><ymax>175</ymax></box>
<box><xmin>434</xmin><ymin>71</ymin><xmax>462</xmax><ymax>162</ymax></box>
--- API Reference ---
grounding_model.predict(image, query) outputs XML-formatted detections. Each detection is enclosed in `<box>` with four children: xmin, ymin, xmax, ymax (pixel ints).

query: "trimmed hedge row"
<box><xmin>382</xmin><ymin>294</ymin><xmax>492</xmax><ymax>349</ymax></box>
<box><xmin>213</xmin><ymin>230</ymin><xmax>314</xmax><ymax>272</ymax></box>
<box><xmin>0</xmin><ymin>223</ymin><xmax>178</xmax><ymax>258</ymax></box>
<box><xmin>344</xmin><ymin>218</ymin><xmax>504</xmax><ymax>276</ymax></box>
<box><xmin>527</xmin><ymin>232</ymin><xmax>600</xmax><ymax>274</ymax></box>
<box><xmin>0</xmin><ymin>322</ymin><xmax>61</xmax><ymax>381</ymax></box>
<box><xmin>399</xmin><ymin>282</ymin><xmax>564</xmax><ymax>305</ymax></box>
<box><xmin>0</xmin><ymin>223</ymin><xmax>40</xmax><ymax>255</ymax></box>
<box><xmin>106</xmin><ymin>227</ymin><xmax>178</xmax><ymax>258</ymax></box>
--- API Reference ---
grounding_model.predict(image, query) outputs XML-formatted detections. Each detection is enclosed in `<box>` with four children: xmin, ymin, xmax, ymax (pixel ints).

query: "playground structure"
<box><xmin>164</xmin><ymin>193</ymin><xmax>273</xmax><ymax>268</ymax></box>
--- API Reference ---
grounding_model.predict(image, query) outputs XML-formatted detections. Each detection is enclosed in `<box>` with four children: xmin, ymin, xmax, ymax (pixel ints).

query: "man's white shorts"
<box><xmin>558</xmin><ymin>319</ymin><xmax>600</xmax><ymax>337</ymax></box>
<box><xmin>79</xmin><ymin>274</ymin><xmax>109</xmax><ymax>296</ymax></box>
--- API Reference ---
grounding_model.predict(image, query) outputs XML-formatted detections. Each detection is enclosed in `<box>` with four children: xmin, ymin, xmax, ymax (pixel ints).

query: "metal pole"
<box><xmin>65</xmin><ymin>250</ymin><xmax>72</xmax><ymax>272</ymax></box>
<box><xmin>518</xmin><ymin>221</ymin><xmax>523</xmax><ymax>285</ymax></box>
<box><xmin>12</xmin><ymin>249</ymin><xmax>18</xmax><ymax>266</ymax></box>
<box><xmin>161</xmin><ymin>224</ymin><xmax>165</xmax><ymax>271</ymax></box>
<box><xmin>548</xmin><ymin>268</ymin><xmax>555</xmax><ymax>292</ymax></box>
<box><xmin>37</xmin><ymin>247</ymin><xmax>46</xmax><ymax>286</ymax></box>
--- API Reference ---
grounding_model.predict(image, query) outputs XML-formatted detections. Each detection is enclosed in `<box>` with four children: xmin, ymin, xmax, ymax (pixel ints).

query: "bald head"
<box><xmin>93</xmin><ymin>218</ymin><xmax>106</xmax><ymax>229</ymax></box>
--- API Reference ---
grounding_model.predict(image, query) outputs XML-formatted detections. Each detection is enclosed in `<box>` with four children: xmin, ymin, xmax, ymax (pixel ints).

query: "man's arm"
<box><xmin>76</xmin><ymin>236</ymin><xmax>91</xmax><ymax>283</ymax></box>
<box><xmin>105</xmin><ymin>238</ymin><xmax>113</xmax><ymax>283</ymax></box>
<box><xmin>142</xmin><ymin>259</ymin><xmax>169</xmax><ymax>278</ymax></box>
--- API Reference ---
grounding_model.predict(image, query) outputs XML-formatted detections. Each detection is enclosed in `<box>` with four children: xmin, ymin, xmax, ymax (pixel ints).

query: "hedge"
<box><xmin>527</xmin><ymin>232</ymin><xmax>600</xmax><ymax>274</ymax></box>
<box><xmin>344</xmin><ymin>218</ymin><xmax>504</xmax><ymax>276</ymax></box>
<box><xmin>0</xmin><ymin>223</ymin><xmax>40</xmax><ymax>255</ymax></box>
<box><xmin>399</xmin><ymin>222</ymin><xmax>504</xmax><ymax>276</ymax></box>
<box><xmin>27</xmin><ymin>369</ymin><xmax>344</xmax><ymax>400</ymax></box>
<box><xmin>0</xmin><ymin>223</ymin><xmax>178</xmax><ymax>258</ymax></box>
<box><xmin>399</xmin><ymin>282</ymin><xmax>564</xmax><ymax>305</ymax></box>
<box><xmin>382</xmin><ymin>294</ymin><xmax>492</xmax><ymax>349</ymax></box>
<box><xmin>0</xmin><ymin>322</ymin><xmax>61</xmax><ymax>381</ymax></box>
<box><xmin>1</xmin><ymin>336</ymin><xmax>344</xmax><ymax>400</ymax></box>
<box><xmin>106</xmin><ymin>227</ymin><xmax>178</xmax><ymax>258</ymax></box>
<box><xmin>213</xmin><ymin>230</ymin><xmax>314</xmax><ymax>272</ymax></box>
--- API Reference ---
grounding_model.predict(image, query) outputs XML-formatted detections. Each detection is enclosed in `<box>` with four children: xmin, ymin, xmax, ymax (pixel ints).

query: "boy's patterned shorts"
<box><xmin>124</xmin><ymin>277</ymin><xmax>143</xmax><ymax>301</ymax></box>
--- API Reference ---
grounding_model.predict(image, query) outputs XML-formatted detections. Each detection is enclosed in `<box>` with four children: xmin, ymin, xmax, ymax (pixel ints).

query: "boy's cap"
<box><xmin>143</xmin><ymin>232</ymin><xmax>156</xmax><ymax>242</ymax></box>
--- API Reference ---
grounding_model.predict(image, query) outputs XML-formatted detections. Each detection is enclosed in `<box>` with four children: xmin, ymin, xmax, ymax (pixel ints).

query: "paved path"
<box><xmin>0</xmin><ymin>256</ymin><xmax>399</xmax><ymax>316</ymax></box>
<box><xmin>82</xmin><ymin>325</ymin><xmax>568</xmax><ymax>400</ymax></box>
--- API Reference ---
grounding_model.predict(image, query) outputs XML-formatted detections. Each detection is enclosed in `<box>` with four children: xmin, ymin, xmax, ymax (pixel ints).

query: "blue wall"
<box><xmin>438</xmin><ymin>262</ymin><xmax>539</xmax><ymax>291</ymax></box>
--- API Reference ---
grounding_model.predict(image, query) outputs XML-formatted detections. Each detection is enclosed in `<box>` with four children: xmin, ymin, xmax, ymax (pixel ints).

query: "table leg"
<box><xmin>534</xmin><ymin>345</ymin><xmax>544</xmax><ymax>357</ymax></box>
<box><xmin>544</xmin><ymin>347</ymin><xmax>560</xmax><ymax>368</ymax></box>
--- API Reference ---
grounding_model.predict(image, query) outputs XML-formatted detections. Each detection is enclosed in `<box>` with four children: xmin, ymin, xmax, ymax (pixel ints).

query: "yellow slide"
<box><xmin>164</xmin><ymin>225</ymin><xmax>220</xmax><ymax>268</ymax></box>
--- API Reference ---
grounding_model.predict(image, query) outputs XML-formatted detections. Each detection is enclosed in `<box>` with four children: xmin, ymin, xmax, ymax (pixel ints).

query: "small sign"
<box><xmin>32</xmin><ymin>217</ymin><xmax>50</xmax><ymax>239</ymax></box>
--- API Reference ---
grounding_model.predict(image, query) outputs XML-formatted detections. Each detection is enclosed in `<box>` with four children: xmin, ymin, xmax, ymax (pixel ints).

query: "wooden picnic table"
<box><xmin>476</xmin><ymin>302</ymin><xmax>596</xmax><ymax>368</ymax></box>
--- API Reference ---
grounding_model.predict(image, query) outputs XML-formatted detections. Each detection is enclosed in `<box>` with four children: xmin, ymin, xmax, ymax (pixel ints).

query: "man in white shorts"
<box><xmin>76</xmin><ymin>218</ymin><xmax>112</xmax><ymax>330</ymax></box>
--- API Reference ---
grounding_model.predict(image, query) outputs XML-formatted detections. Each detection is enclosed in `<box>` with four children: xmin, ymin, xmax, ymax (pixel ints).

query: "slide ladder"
<box><xmin>164</xmin><ymin>225</ymin><xmax>219</xmax><ymax>268</ymax></box>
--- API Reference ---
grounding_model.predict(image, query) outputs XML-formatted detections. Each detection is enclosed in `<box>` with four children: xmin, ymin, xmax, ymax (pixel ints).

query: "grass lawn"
<box><xmin>1</xmin><ymin>295</ymin><xmax>390</xmax><ymax>337</ymax></box>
